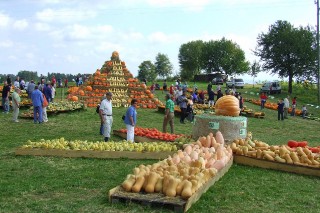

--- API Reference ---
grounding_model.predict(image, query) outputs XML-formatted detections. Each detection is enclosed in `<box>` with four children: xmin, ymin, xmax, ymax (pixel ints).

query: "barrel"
<box><xmin>192</xmin><ymin>114</ymin><xmax>247</xmax><ymax>144</ymax></box>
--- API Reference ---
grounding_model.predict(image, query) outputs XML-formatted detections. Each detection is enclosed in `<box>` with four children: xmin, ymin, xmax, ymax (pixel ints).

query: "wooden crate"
<box><xmin>234</xmin><ymin>155</ymin><xmax>320</xmax><ymax>177</ymax></box>
<box><xmin>15</xmin><ymin>148</ymin><xmax>174</xmax><ymax>160</ymax></box>
<box><xmin>108</xmin><ymin>157</ymin><xmax>233</xmax><ymax>213</ymax></box>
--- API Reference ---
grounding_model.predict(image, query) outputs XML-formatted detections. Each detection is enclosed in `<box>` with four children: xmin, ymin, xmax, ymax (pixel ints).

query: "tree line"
<box><xmin>137</xmin><ymin>20</ymin><xmax>317</xmax><ymax>94</ymax></box>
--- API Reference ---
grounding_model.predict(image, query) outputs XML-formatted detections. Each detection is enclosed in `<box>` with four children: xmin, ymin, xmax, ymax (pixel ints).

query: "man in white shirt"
<box><xmin>283</xmin><ymin>96</ymin><xmax>290</xmax><ymax>119</ymax></box>
<box><xmin>99</xmin><ymin>92</ymin><xmax>113</xmax><ymax>142</ymax></box>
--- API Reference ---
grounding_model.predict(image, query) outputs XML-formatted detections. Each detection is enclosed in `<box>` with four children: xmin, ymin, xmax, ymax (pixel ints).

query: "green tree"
<box><xmin>137</xmin><ymin>60</ymin><xmax>157</xmax><ymax>83</ymax></box>
<box><xmin>248</xmin><ymin>60</ymin><xmax>261</xmax><ymax>88</ymax></box>
<box><xmin>17</xmin><ymin>70</ymin><xmax>38</xmax><ymax>82</ymax></box>
<box><xmin>254</xmin><ymin>20</ymin><xmax>317</xmax><ymax>94</ymax></box>
<box><xmin>154</xmin><ymin>53</ymin><xmax>173</xmax><ymax>78</ymax></box>
<box><xmin>178</xmin><ymin>40</ymin><xmax>204</xmax><ymax>81</ymax></box>
<box><xmin>201</xmin><ymin>38</ymin><xmax>250</xmax><ymax>76</ymax></box>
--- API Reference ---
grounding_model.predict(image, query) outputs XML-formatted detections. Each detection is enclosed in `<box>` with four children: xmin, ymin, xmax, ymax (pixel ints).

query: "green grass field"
<box><xmin>0</xmin><ymin>83</ymin><xmax>319</xmax><ymax>213</ymax></box>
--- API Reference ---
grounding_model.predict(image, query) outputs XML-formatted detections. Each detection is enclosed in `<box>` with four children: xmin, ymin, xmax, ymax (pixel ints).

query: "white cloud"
<box><xmin>65</xmin><ymin>55</ymin><xmax>79</xmax><ymax>63</ymax></box>
<box><xmin>68</xmin><ymin>24</ymin><xmax>91</xmax><ymax>40</ymax></box>
<box><xmin>13</xmin><ymin>19</ymin><xmax>29</xmax><ymax>30</ymax></box>
<box><xmin>95</xmin><ymin>42</ymin><xmax>123</xmax><ymax>53</ymax></box>
<box><xmin>35</xmin><ymin>8</ymin><xmax>97</xmax><ymax>23</ymax></box>
<box><xmin>148</xmin><ymin>32</ymin><xmax>182</xmax><ymax>44</ymax></box>
<box><xmin>35</xmin><ymin>22</ymin><xmax>52</xmax><ymax>31</ymax></box>
<box><xmin>145</xmin><ymin>0</ymin><xmax>210</xmax><ymax>11</ymax></box>
<box><xmin>26</xmin><ymin>53</ymin><xmax>35</xmax><ymax>59</ymax></box>
<box><xmin>0</xmin><ymin>40</ymin><xmax>13</xmax><ymax>48</ymax></box>
<box><xmin>0</xmin><ymin>12</ymin><xmax>10</xmax><ymax>27</ymax></box>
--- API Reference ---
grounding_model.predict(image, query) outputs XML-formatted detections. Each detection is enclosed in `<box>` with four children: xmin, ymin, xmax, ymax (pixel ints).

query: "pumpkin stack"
<box><xmin>67</xmin><ymin>51</ymin><xmax>162</xmax><ymax>108</ymax></box>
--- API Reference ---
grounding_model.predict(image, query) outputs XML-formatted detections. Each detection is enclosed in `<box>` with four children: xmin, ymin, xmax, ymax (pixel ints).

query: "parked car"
<box><xmin>226</xmin><ymin>78</ymin><xmax>244</xmax><ymax>89</ymax></box>
<box><xmin>212</xmin><ymin>77</ymin><xmax>224</xmax><ymax>85</ymax></box>
<box><xmin>260</xmin><ymin>81</ymin><xmax>281</xmax><ymax>94</ymax></box>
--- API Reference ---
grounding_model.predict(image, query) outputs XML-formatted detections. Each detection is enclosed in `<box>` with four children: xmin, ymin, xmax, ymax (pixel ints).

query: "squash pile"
<box><xmin>20</xmin><ymin>138</ymin><xmax>180</xmax><ymax>152</ymax></box>
<box><xmin>120</xmin><ymin>131</ymin><xmax>233</xmax><ymax>199</ymax></box>
<box><xmin>231</xmin><ymin>134</ymin><xmax>320</xmax><ymax>168</ymax></box>
<box><xmin>67</xmin><ymin>51</ymin><xmax>162</xmax><ymax>108</ymax></box>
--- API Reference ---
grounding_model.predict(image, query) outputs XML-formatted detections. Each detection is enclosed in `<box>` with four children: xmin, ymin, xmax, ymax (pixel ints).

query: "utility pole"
<box><xmin>316</xmin><ymin>0</ymin><xmax>320</xmax><ymax>103</ymax></box>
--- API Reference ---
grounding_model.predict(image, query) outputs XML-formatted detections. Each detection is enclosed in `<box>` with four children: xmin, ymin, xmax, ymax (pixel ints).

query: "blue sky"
<box><xmin>0</xmin><ymin>0</ymin><xmax>315</xmax><ymax>83</ymax></box>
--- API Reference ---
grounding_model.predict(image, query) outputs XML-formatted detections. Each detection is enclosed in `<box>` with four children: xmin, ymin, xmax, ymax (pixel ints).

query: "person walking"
<box><xmin>291</xmin><ymin>97</ymin><xmax>297</xmax><ymax>116</ymax></box>
<box><xmin>124</xmin><ymin>99</ymin><xmax>138</xmax><ymax>142</ymax></box>
<box><xmin>31</xmin><ymin>86</ymin><xmax>44</xmax><ymax>124</ymax></box>
<box><xmin>11</xmin><ymin>87</ymin><xmax>21</xmax><ymax>122</ymax></box>
<box><xmin>43</xmin><ymin>82</ymin><xmax>52</xmax><ymax>103</ymax></box>
<box><xmin>99</xmin><ymin>92</ymin><xmax>113</xmax><ymax>142</ymax></box>
<box><xmin>51</xmin><ymin>82</ymin><xmax>56</xmax><ymax>102</ymax></box>
<box><xmin>2</xmin><ymin>81</ymin><xmax>10</xmax><ymax>114</ymax></box>
<box><xmin>260</xmin><ymin>92</ymin><xmax>268</xmax><ymax>110</ymax></box>
<box><xmin>162</xmin><ymin>94</ymin><xmax>175</xmax><ymax>133</ymax></box>
<box><xmin>177</xmin><ymin>91</ymin><xmax>188</xmax><ymax>124</ymax></box>
<box><xmin>277</xmin><ymin>99</ymin><xmax>284</xmax><ymax>121</ymax></box>
<box><xmin>283</xmin><ymin>96</ymin><xmax>289</xmax><ymax>119</ymax></box>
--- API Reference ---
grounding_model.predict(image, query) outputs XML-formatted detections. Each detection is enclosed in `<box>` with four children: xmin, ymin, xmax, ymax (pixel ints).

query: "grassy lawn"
<box><xmin>0</xmin><ymin>83</ymin><xmax>319</xmax><ymax>213</ymax></box>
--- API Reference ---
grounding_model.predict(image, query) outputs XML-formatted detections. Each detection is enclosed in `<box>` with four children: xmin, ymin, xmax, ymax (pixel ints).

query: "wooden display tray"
<box><xmin>15</xmin><ymin>148</ymin><xmax>174</xmax><ymax>160</ymax></box>
<box><xmin>234</xmin><ymin>155</ymin><xmax>320</xmax><ymax>177</ymax></box>
<box><xmin>113</xmin><ymin>130</ymin><xmax>176</xmax><ymax>143</ymax></box>
<box><xmin>108</xmin><ymin>157</ymin><xmax>233</xmax><ymax>213</ymax></box>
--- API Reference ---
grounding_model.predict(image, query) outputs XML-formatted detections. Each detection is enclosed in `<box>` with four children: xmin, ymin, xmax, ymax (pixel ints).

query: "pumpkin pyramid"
<box><xmin>67</xmin><ymin>51</ymin><xmax>161</xmax><ymax>108</ymax></box>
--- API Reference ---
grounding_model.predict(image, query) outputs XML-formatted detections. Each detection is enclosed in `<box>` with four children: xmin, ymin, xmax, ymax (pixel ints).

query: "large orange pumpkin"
<box><xmin>215</xmin><ymin>95</ymin><xmax>240</xmax><ymax>116</ymax></box>
<box><xmin>86</xmin><ymin>86</ymin><xmax>93</xmax><ymax>91</ymax></box>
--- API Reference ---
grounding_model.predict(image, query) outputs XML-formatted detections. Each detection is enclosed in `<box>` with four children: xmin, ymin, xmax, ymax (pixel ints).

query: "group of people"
<box><xmin>98</xmin><ymin>92</ymin><xmax>138</xmax><ymax>142</ymax></box>
<box><xmin>260</xmin><ymin>92</ymin><xmax>306</xmax><ymax>120</ymax></box>
<box><xmin>1</xmin><ymin>76</ymin><xmax>57</xmax><ymax>123</ymax></box>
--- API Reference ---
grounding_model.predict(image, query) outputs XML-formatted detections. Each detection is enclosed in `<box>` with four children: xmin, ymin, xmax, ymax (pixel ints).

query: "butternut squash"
<box><xmin>165</xmin><ymin>177</ymin><xmax>180</xmax><ymax>197</ymax></box>
<box><xmin>284</xmin><ymin>153</ymin><xmax>293</xmax><ymax>164</ymax></box>
<box><xmin>131</xmin><ymin>175</ymin><xmax>145</xmax><ymax>193</ymax></box>
<box><xmin>145</xmin><ymin>172</ymin><xmax>159</xmax><ymax>193</ymax></box>
<box><xmin>263</xmin><ymin>153</ymin><xmax>274</xmax><ymax>161</ymax></box>
<box><xmin>181</xmin><ymin>180</ymin><xmax>193</xmax><ymax>200</ymax></box>
<box><xmin>121</xmin><ymin>175</ymin><xmax>136</xmax><ymax>192</ymax></box>
<box><xmin>154</xmin><ymin>177</ymin><xmax>164</xmax><ymax>193</ymax></box>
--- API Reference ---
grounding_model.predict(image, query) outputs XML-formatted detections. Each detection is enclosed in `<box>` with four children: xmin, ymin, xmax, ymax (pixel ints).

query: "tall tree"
<box><xmin>137</xmin><ymin>60</ymin><xmax>157</xmax><ymax>82</ymax></box>
<box><xmin>154</xmin><ymin>53</ymin><xmax>173</xmax><ymax>78</ymax></box>
<box><xmin>248</xmin><ymin>60</ymin><xmax>261</xmax><ymax>88</ymax></box>
<box><xmin>254</xmin><ymin>20</ymin><xmax>317</xmax><ymax>94</ymax></box>
<box><xmin>17</xmin><ymin>70</ymin><xmax>38</xmax><ymax>81</ymax></box>
<box><xmin>201</xmin><ymin>38</ymin><xmax>250</xmax><ymax>76</ymax></box>
<box><xmin>178</xmin><ymin>40</ymin><xmax>204</xmax><ymax>81</ymax></box>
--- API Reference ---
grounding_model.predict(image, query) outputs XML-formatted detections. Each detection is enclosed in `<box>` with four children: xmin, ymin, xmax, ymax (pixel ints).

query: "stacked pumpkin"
<box><xmin>67</xmin><ymin>51</ymin><xmax>162</xmax><ymax>108</ymax></box>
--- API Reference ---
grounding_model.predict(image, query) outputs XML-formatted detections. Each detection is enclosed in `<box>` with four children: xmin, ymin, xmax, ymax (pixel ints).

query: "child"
<box><xmin>302</xmin><ymin>105</ymin><xmax>307</xmax><ymax>119</ymax></box>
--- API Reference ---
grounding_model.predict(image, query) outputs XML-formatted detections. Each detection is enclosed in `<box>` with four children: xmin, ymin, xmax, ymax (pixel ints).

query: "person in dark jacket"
<box><xmin>277</xmin><ymin>99</ymin><xmax>284</xmax><ymax>121</ymax></box>
<box><xmin>43</xmin><ymin>82</ymin><xmax>52</xmax><ymax>103</ymax></box>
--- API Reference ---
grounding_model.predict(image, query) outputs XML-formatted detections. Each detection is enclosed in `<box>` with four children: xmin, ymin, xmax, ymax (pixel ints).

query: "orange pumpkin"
<box><xmin>96</xmin><ymin>70</ymin><xmax>101</xmax><ymax>76</ymax></box>
<box><xmin>79</xmin><ymin>90</ymin><xmax>85</xmax><ymax>96</ymax></box>
<box><xmin>215</xmin><ymin>95</ymin><xmax>240</xmax><ymax>116</ymax></box>
<box><xmin>71</xmin><ymin>96</ymin><xmax>79</xmax><ymax>101</ymax></box>
<box><xmin>86</xmin><ymin>86</ymin><xmax>93</xmax><ymax>91</ymax></box>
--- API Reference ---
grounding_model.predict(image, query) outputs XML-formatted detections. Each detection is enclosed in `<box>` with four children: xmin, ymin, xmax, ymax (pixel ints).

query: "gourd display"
<box><xmin>215</xmin><ymin>95</ymin><xmax>240</xmax><ymax>116</ymax></box>
<box><xmin>119</xmin><ymin>131</ymin><xmax>233</xmax><ymax>199</ymax></box>
<box><xmin>231</xmin><ymin>133</ymin><xmax>320</xmax><ymax>168</ymax></box>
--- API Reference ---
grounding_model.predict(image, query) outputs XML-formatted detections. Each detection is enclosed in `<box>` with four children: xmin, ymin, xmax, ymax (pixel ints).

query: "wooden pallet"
<box><xmin>15</xmin><ymin>148</ymin><xmax>174</xmax><ymax>160</ymax></box>
<box><xmin>234</xmin><ymin>155</ymin><xmax>320</xmax><ymax>177</ymax></box>
<box><xmin>108</xmin><ymin>157</ymin><xmax>233</xmax><ymax>213</ymax></box>
<box><xmin>254</xmin><ymin>115</ymin><xmax>265</xmax><ymax>119</ymax></box>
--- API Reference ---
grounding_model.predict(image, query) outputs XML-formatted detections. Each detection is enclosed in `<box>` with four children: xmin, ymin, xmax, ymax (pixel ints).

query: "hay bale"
<box><xmin>192</xmin><ymin>114</ymin><xmax>247</xmax><ymax>144</ymax></box>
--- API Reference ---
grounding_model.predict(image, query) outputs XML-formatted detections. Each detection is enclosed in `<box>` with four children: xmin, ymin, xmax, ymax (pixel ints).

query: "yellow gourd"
<box><xmin>154</xmin><ymin>177</ymin><xmax>164</xmax><ymax>193</ymax></box>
